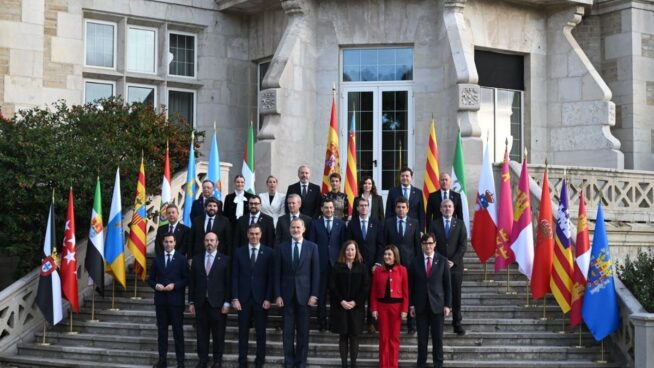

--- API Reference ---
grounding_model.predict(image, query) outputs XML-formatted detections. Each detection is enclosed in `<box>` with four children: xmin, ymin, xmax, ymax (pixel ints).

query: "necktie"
<box><xmin>250</xmin><ymin>215</ymin><xmax>256</xmax><ymax>225</ymax></box>
<box><xmin>361</xmin><ymin>220</ymin><xmax>367</xmax><ymax>240</ymax></box>
<box><xmin>206</xmin><ymin>217</ymin><xmax>213</xmax><ymax>234</ymax></box>
<box><xmin>205</xmin><ymin>253</ymin><xmax>213</xmax><ymax>274</ymax></box>
<box><xmin>426</xmin><ymin>256</ymin><xmax>432</xmax><ymax>277</ymax></box>
<box><xmin>443</xmin><ymin>191</ymin><xmax>448</xmax><ymax>201</ymax></box>
<box><xmin>301</xmin><ymin>184</ymin><xmax>307</xmax><ymax>197</ymax></box>
<box><xmin>293</xmin><ymin>242</ymin><xmax>300</xmax><ymax>269</ymax></box>
<box><xmin>292</xmin><ymin>215</ymin><xmax>297</xmax><ymax>221</ymax></box>
<box><xmin>326</xmin><ymin>219</ymin><xmax>332</xmax><ymax>233</ymax></box>
<box><xmin>403</xmin><ymin>187</ymin><xmax>409</xmax><ymax>200</ymax></box>
<box><xmin>445</xmin><ymin>219</ymin><xmax>450</xmax><ymax>237</ymax></box>
<box><xmin>250</xmin><ymin>247</ymin><xmax>257</xmax><ymax>267</ymax></box>
<box><xmin>166</xmin><ymin>253</ymin><xmax>172</xmax><ymax>268</ymax></box>
<box><xmin>169</xmin><ymin>224</ymin><xmax>173</xmax><ymax>233</ymax></box>
<box><xmin>398</xmin><ymin>219</ymin><xmax>404</xmax><ymax>237</ymax></box>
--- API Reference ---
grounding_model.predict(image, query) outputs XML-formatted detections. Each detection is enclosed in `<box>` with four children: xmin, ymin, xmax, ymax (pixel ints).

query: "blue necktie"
<box><xmin>445</xmin><ymin>219</ymin><xmax>450</xmax><ymax>237</ymax></box>
<box><xmin>403</xmin><ymin>187</ymin><xmax>409</xmax><ymax>200</ymax></box>
<box><xmin>361</xmin><ymin>220</ymin><xmax>367</xmax><ymax>240</ymax></box>
<box><xmin>398</xmin><ymin>219</ymin><xmax>404</xmax><ymax>237</ymax></box>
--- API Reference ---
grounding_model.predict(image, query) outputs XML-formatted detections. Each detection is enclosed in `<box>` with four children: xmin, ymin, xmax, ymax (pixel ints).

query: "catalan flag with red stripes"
<box><xmin>570</xmin><ymin>191</ymin><xmax>590</xmax><ymax>327</ymax></box>
<box><xmin>422</xmin><ymin>119</ymin><xmax>440</xmax><ymax>210</ymax></box>
<box><xmin>344</xmin><ymin>108</ymin><xmax>358</xmax><ymax>216</ymax></box>
<box><xmin>322</xmin><ymin>95</ymin><xmax>340</xmax><ymax>194</ymax></box>
<box><xmin>127</xmin><ymin>158</ymin><xmax>147</xmax><ymax>281</ymax></box>
<box><xmin>550</xmin><ymin>178</ymin><xmax>574</xmax><ymax>313</ymax></box>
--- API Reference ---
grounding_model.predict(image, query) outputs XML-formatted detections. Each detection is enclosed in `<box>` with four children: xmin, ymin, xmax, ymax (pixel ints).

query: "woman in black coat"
<box><xmin>329</xmin><ymin>240</ymin><xmax>370</xmax><ymax>368</ymax></box>
<box><xmin>351</xmin><ymin>176</ymin><xmax>384</xmax><ymax>222</ymax></box>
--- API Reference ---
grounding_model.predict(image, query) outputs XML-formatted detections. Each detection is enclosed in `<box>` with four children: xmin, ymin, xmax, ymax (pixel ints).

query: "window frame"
<box><xmin>83</xmin><ymin>78</ymin><xmax>116</xmax><ymax>104</ymax></box>
<box><xmin>341</xmin><ymin>46</ymin><xmax>414</xmax><ymax>83</ymax></box>
<box><xmin>167</xmin><ymin>30</ymin><xmax>197</xmax><ymax>79</ymax></box>
<box><xmin>126</xmin><ymin>25</ymin><xmax>159</xmax><ymax>75</ymax></box>
<box><xmin>83</xmin><ymin>19</ymin><xmax>117</xmax><ymax>70</ymax></box>
<box><xmin>126</xmin><ymin>83</ymin><xmax>157</xmax><ymax>106</ymax></box>
<box><xmin>167</xmin><ymin>87</ymin><xmax>196</xmax><ymax>127</ymax></box>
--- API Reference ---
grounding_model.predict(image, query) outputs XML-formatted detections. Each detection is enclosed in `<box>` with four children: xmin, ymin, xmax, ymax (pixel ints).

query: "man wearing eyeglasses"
<box><xmin>232</xmin><ymin>195</ymin><xmax>275</xmax><ymax>253</ymax></box>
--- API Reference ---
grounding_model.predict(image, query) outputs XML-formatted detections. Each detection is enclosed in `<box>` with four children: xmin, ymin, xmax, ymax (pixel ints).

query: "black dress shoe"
<box><xmin>454</xmin><ymin>326</ymin><xmax>466</xmax><ymax>336</ymax></box>
<box><xmin>195</xmin><ymin>361</ymin><xmax>208</xmax><ymax>368</ymax></box>
<box><xmin>407</xmin><ymin>327</ymin><xmax>416</xmax><ymax>335</ymax></box>
<box><xmin>153</xmin><ymin>360</ymin><xmax>167</xmax><ymax>368</ymax></box>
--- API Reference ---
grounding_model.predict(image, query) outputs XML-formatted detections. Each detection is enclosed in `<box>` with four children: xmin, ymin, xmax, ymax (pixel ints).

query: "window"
<box><xmin>127</xmin><ymin>26</ymin><xmax>157</xmax><ymax>74</ymax></box>
<box><xmin>169</xmin><ymin>33</ymin><xmax>196</xmax><ymax>77</ymax></box>
<box><xmin>168</xmin><ymin>89</ymin><xmax>195</xmax><ymax>125</ymax></box>
<box><xmin>85</xmin><ymin>20</ymin><xmax>116</xmax><ymax>68</ymax></box>
<box><xmin>84</xmin><ymin>80</ymin><xmax>114</xmax><ymax>103</ymax></box>
<box><xmin>257</xmin><ymin>60</ymin><xmax>270</xmax><ymax>131</ymax></box>
<box><xmin>127</xmin><ymin>85</ymin><xmax>156</xmax><ymax>106</ymax></box>
<box><xmin>343</xmin><ymin>48</ymin><xmax>413</xmax><ymax>82</ymax></box>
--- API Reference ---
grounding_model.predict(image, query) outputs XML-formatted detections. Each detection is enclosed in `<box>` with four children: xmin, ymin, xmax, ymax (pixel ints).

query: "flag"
<box><xmin>531</xmin><ymin>167</ymin><xmax>554</xmax><ymax>299</ymax></box>
<box><xmin>182</xmin><ymin>133</ymin><xmax>197</xmax><ymax>226</ymax></box>
<box><xmin>159</xmin><ymin>142</ymin><xmax>172</xmax><ymax>226</ymax></box>
<box><xmin>207</xmin><ymin>129</ymin><xmax>222</xmax><ymax>200</ymax></box>
<box><xmin>321</xmin><ymin>95</ymin><xmax>340</xmax><ymax>194</ymax></box>
<box><xmin>450</xmin><ymin>131</ymin><xmax>470</xmax><ymax>238</ymax></box>
<box><xmin>550</xmin><ymin>178</ymin><xmax>574</xmax><ymax>313</ymax></box>
<box><xmin>471</xmin><ymin>140</ymin><xmax>497</xmax><ymax>263</ymax></box>
<box><xmin>242</xmin><ymin>122</ymin><xmax>256</xmax><ymax>194</ymax></box>
<box><xmin>36</xmin><ymin>198</ymin><xmax>63</xmax><ymax>326</ymax></box>
<box><xmin>571</xmin><ymin>191</ymin><xmax>591</xmax><ymax>327</ymax></box>
<box><xmin>495</xmin><ymin>148</ymin><xmax>514</xmax><ymax>272</ymax></box>
<box><xmin>344</xmin><ymin>108</ymin><xmax>358</xmax><ymax>216</ymax></box>
<box><xmin>60</xmin><ymin>188</ymin><xmax>79</xmax><ymax>313</ymax></box>
<box><xmin>582</xmin><ymin>203</ymin><xmax>620</xmax><ymax>341</ymax></box>
<box><xmin>85</xmin><ymin>177</ymin><xmax>105</xmax><ymax>296</ymax></box>
<box><xmin>510</xmin><ymin>158</ymin><xmax>534</xmax><ymax>279</ymax></box>
<box><xmin>422</xmin><ymin>119</ymin><xmax>441</xmax><ymax>210</ymax></box>
<box><xmin>105</xmin><ymin>168</ymin><xmax>126</xmax><ymax>289</ymax></box>
<box><xmin>127</xmin><ymin>158</ymin><xmax>147</xmax><ymax>281</ymax></box>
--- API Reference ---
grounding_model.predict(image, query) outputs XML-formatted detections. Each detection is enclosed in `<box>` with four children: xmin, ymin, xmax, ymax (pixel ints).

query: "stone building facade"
<box><xmin>1</xmin><ymin>0</ymin><xmax>652</xmax><ymax>197</ymax></box>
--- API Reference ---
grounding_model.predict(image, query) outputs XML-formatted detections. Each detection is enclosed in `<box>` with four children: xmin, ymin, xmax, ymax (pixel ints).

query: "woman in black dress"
<box><xmin>351</xmin><ymin>176</ymin><xmax>384</xmax><ymax>222</ymax></box>
<box><xmin>329</xmin><ymin>240</ymin><xmax>370</xmax><ymax>368</ymax></box>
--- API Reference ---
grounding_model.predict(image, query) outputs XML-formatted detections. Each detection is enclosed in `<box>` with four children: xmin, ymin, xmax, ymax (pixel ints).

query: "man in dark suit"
<box><xmin>155</xmin><ymin>204</ymin><xmax>190</xmax><ymax>257</ymax></box>
<box><xmin>188</xmin><ymin>232</ymin><xmax>231</xmax><ymax>368</ymax></box>
<box><xmin>382</xmin><ymin>196</ymin><xmax>420</xmax><ymax>334</ymax></box>
<box><xmin>385</xmin><ymin>167</ymin><xmax>425</xmax><ymax>231</ymax></box>
<box><xmin>189</xmin><ymin>180</ymin><xmax>223</xmax><ymax>223</ymax></box>
<box><xmin>308</xmin><ymin>198</ymin><xmax>346</xmax><ymax>331</ymax></box>
<box><xmin>189</xmin><ymin>197</ymin><xmax>232</xmax><ymax>259</ymax></box>
<box><xmin>223</xmin><ymin>175</ymin><xmax>254</xmax><ymax>227</ymax></box>
<box><xmin>285</xmin><ymin>165</ymin><xmax>322</xmax><ymax>218</ymax></box>
<box><xmin>409</xmin><ymin>233</ymin><xmax>452</xmax><ymax>368</ymax></box>
<box><xmin>346</xmin><ymin>198</ymin><xmax>384</xmax><ymax>332</ymax></box>
<box><xmin>231</xmin><ymin>224</ymin><xmax>274</xmax><ymax>368</ymax></box>
<box><xmin>429</xmin><ymin>198</ymin><xmax>467</xmax><ymax>336</ymax></box>
<box><xmin>426</xmin><ymin>172</ymin><xmax>464</xmax><ymax>226</ymax></box>
<box><xmin>233</xmin><ymin>195</ymin><xmax>275</xmax><ymax>253</ymax></box>
<box><xmin>148</xmin><ymin>233</ymin><xmax>188</xmax><ymax>368</ymax></box>
<box><xmin>274</xmin><ymin>218</ymin><xmax>320</xmax><ymax>368</ymax></box>
<box><xmin>275</xmin><ymin>194</ymin><xmax>312</xmax><ymax>247</ymax></box>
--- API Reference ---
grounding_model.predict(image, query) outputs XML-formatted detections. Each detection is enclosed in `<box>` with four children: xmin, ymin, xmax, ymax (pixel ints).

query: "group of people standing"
<box><xmin>148</xmin><ymin>165</ymin><xmax>468</xmax><ymax>368</ymax></box>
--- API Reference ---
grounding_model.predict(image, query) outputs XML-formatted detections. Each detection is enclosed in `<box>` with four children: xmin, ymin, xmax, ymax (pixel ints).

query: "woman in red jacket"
<box><xmin>370</xmin><ymin>244</ymin><xmax>409</xmax><ymax>368</ymax></box>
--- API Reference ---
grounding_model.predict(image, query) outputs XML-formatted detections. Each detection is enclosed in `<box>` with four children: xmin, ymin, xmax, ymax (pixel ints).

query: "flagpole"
<box><xmin>539</xmin><ymin>296</ymin><xmax>548</xmax><ymax>320</ymax></box>
<box><xmin>575</xmin><ymin>325</ymin><xmax>583</xmax><ymax>348</ymax></box>
<box><xmin>38</xmin><ymin>322</ymin><xmax>50</xmax><ymax>346</ymax></box>
<box><xmin>88</xmin><ymin>288</ymin><xmax>99</xmax><ymax>322</ymax></box>
<box><xmin>67</xmin><ymin>308</ymin><xmax>78</xmax><ymax>335</ymax></box>
<box><xmin>505</xmin><ymin>267</ymin><xmax>516</xmax><ymax>294</ymax></box>
<box><xmin>596</xmin><ymin>340</ymin><xmax>607</xmax><ymax>364</ymax></box>
<box><xmin>558</xmin><ymin>312</ymin><xmax>566</xmax><ymax>334</ymax></box>
<box><xmin>131</xmin><ymin>273</ymin><xmax>140</xmax><ymax>300</ymax></box>
<box><xmin>109</xmin><ymin>279</ymin><xmax>119</xmax><ymax>311</ymax></box>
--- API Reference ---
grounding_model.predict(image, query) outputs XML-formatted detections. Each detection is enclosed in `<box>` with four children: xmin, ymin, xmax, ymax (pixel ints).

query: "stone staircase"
<box><xmin>0</xmin><ymin>254</ymin><xmax>621</xmax><ymax>367</ymax></box>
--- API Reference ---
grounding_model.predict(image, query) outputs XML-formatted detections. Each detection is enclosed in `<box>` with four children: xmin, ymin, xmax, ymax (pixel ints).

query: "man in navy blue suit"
<box><xmin>274</xmin><ymin>218</ymin><xmax>320</xmax><ymax>368</ymax></box>
<box><xmin>189</xmin><ymin>232</ymin><xmax>231</xmax><ymax>368</ymax></box>
<box><xmin>231</xmin><ymin>224</ymin><xmax>274</xmax><ymax>368</ymax></box>
<box><xmin>308</xmin><ymin>198</ymin><xmax>346</xmax><ymax>331</ymax></box>
<box><xmin>285</xmin><ymin>165</ymin><xmax>322</xmax><ymax>218</ymax></box>
<box><xmin>190</xmin><ymin>180</ymin><xmax>223</xmax><ymax>223</ymax></box>
<box><xmin>385</xmin><ymin>167</ymin><xmax>425</xmax><ymax>231</ymax></box>
<box><xmin>148</xmin><ymin>233</ymin><xmax>188</xmax><ymax>368</ymax></box>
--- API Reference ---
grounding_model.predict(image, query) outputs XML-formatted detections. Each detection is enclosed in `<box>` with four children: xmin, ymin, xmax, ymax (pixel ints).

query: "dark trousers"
<box><xmin>416</xmin><ymin>310</ymin><xmax>444</xmax><ymax>368</ymax></box>
<box><xmin>282</xmin><ymin>297</ymin><xmax>310</xmax><ymax>368</ymax></box>
<box><xmin>155</xmin><ymin>304</ymin><xmax>185</xmax><ymax>363</ymax></box>
<box><xmin>317</xmin><ymin>268</ymin><xmax>331</xmax><ymax>327</ymax></box>
<box><xmin>238</xmin><ymin>300</ymin><xmax>268</xmax><ymax>367</ymax></box>
<box><xmin>195</xmin><ymin>300</ymin><xmax>227</xmax><ymax>363</ymax></box>
<box><xmin>451</xmin><ymin>270</ymin><xmax>463</xmax><ymax>327</ymax></box>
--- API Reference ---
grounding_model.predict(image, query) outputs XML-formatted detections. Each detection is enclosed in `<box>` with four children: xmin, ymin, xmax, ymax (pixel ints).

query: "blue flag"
<box><xmin>207</xmin><ymin>131</ymin><xmax>222</xmax><ymax>200</ymax></box>
<box><xmin>183</xmin><ymin>134</ymin><xmax>197</xmax><ymax>226</ymax></box>
<box><xmin>582</xmin><ymin>203</ymin><xmax>620</xmax><ymax>341</ymax></box>
<box><xmin>105</xmin><ymin>168</ymin><xmax>126</xmax><ymax>289</ymax></box>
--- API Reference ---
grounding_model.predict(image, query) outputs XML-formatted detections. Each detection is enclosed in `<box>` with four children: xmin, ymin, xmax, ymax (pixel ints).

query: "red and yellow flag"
<box><xmin>128</xmin><ymin>158</ymin><xmax>147</xmax><ymax>281</ymax></box>
<box><xmin>531</xmin><ymin>166</ymin><xmax>554</xmax><ymax>299</ymax></box>
<box><xmin>344</xmin><ymin>108</ymin><xmax>358</xmax><ymax>216</ymax></box>
<box><xmin>422</xmin><ymin>119</ymin><xmax>440</xmax><ymax>210</ymax></box>
<box><xmin>570</xmin><ymin>191</ymin><xmax>590</xmax><ymax>327</ymax></box>
<box><xmin>322</xmin><ymin>95</ymin><xmax>340</xmax><ymax>194</ymax></box>
<box><xmin>550</xmin><ymin>178</ymin><xmax>574</xmax><ymax>313</ymax></box>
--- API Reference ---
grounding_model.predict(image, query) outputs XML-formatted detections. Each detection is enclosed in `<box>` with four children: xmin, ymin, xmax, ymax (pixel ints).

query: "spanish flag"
<box><xmin>321</xmin><ymin>94</ymin><xmax>340</xmax><ymax>194</ymax></box>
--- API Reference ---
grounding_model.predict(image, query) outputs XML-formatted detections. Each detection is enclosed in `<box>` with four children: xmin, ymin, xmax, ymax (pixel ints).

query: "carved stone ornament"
<box><xmin>259</xmin><ymin>88</ymin><xmax>280</xmax><ymax>115</ymax></box>
<box><xmin>458</xmin><ymin>84</ymin><xmax>480</xmax><ymax>111</ymax></box>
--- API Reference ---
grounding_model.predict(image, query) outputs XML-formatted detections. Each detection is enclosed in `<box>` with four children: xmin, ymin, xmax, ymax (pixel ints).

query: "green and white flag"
<box><xmin>242</xmin><ymin>122</ymin><xmax>256</xmax><ymax>194</ymax></box>
<box><xmin>451</xmin><ymin>131</ymin><xmax>470</xmax><ymax>239</ymax></box>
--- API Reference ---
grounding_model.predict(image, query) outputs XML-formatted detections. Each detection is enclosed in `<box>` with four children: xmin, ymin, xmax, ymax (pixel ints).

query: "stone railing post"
<box><xmin>631</xmin><ymin>313</ymin><xmax>654</xmax><ymax>368</ymax></box>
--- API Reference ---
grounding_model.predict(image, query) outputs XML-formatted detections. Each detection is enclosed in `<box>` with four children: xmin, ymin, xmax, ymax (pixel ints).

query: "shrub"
<box><xmin>617</xmin><ymin>250</ymin><xmax>654</xmax><ymax>313</ymax></box>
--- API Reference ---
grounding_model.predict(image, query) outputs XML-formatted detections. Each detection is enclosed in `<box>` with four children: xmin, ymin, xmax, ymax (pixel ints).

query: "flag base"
<box><xmin>87</xmin><ymin>319</ymin><xmax>100</xmax><ymax>323</ymax></box>
<box><xmin>129</xmin><ymin>296</ymin><xmax>142</xmax><ymax>300</ymax></box>
<box><xmin>66</xmin><ymin>331</ymin><xmax>79</xmax><ymax>335</ymax></box>
<box><xmin>107</xmin><ymin>308</ymin><xmax>120</xmax><ymax>311</ymax></box>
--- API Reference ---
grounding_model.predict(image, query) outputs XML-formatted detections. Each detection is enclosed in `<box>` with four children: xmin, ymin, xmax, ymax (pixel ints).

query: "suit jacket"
<box><xmin>189</xmin><ymin>196</ymin><xmax>224</xmax><ymax>223</ymax></box>
<box><xmin>286</xmin><ymin>181</ymin><xmax>322</xmax><ymax>218</ymax></box>
<box><xmin>189</xmin><ymin>214</ymin><xmax>233</xmax><ymax>258</ymax></box>
<box><xmin>383</xmin><ymin>216</ymin><xmax>421</xmax><ymax>267</ymax></box>
<box><xmin>346</xmin><ymin>217</ymin><xmax>384</xmax><ymax>269</ymax></box>
<box><xmin>154</xmin><ymin>222</ymin><xmax>190</xmax><ymax>257</ymax></box>
<box><xmin>232</xmin><ymin>244</ymin><xmax>274</xmax><ymax>305</ymax></box>
<box><xmin>223</xmin><ymin>191</ymin><xmax>254</xmax><ymax>226</ymax></box>
<box><xmin>188</xmin><ymin>251</ymin><xmax>231</xmax><ymax>308</ymax></box>
<box><xmin>369</xmin><ymin>265</ymin><xmax>409</xmax><ymax>313</ymax></box>
<box><xmin>148</xmin><ymin>251</ymin><xmax>188</xmax><ymax>306</ymax></box>
<box><xmin>426</xmin><ymin>189</ymin><xmax>464</xmax><ymax>225</ymax></box>
<box><xmin>308</xmin><ymin>217</ymin><xmax>346</xmax><ymax>273</ymax></box>
<box><xmin>385</xmin><ymin>185</ymin><xmax>425</xmax><ymax>231</ymax></box>
<box><xmin>274</xmin><ymin>239</ymin><xmax>320</xmax><ymax>305</ymax></box>
<box><xmin>232</xmin><ymin>212</ymin><xmax>276</xmax><ymax>253</ymax></box>
<box><xmin>408</xmin><ymin>253</ymin><xmax>452</xmax><ymax>315</ymax></box>
<box><xmin>274</xmin><ymin>213</ymin><xmax>312</xmax><ymax>247</ymax></box>
<box><xmin>259</xmin><ymin>191</ymin><xmax>286</xmax><ymax>227</ymax></box>
<box><xmin>352</xmin><ymin>195</ymin><xmax>384</xmax><ymax>223</ymax></box>
<box><xmin>430</xmin><ymin>217</ymin><xmax>467</xmax><ymax>273</ymax></box>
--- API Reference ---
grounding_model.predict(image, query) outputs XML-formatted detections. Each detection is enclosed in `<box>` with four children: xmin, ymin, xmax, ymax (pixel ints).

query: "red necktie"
<box><xmin>426</xmin><ymin>256</ymin><xmax>432</xmax><ymax>277</ymax></box>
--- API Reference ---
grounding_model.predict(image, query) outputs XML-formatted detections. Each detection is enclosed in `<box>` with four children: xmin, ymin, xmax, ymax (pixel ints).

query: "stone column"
<box><xmin>631</xmin><ymin>313</ymin><xmax>654</xmax><ymax>368</ymax></box>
